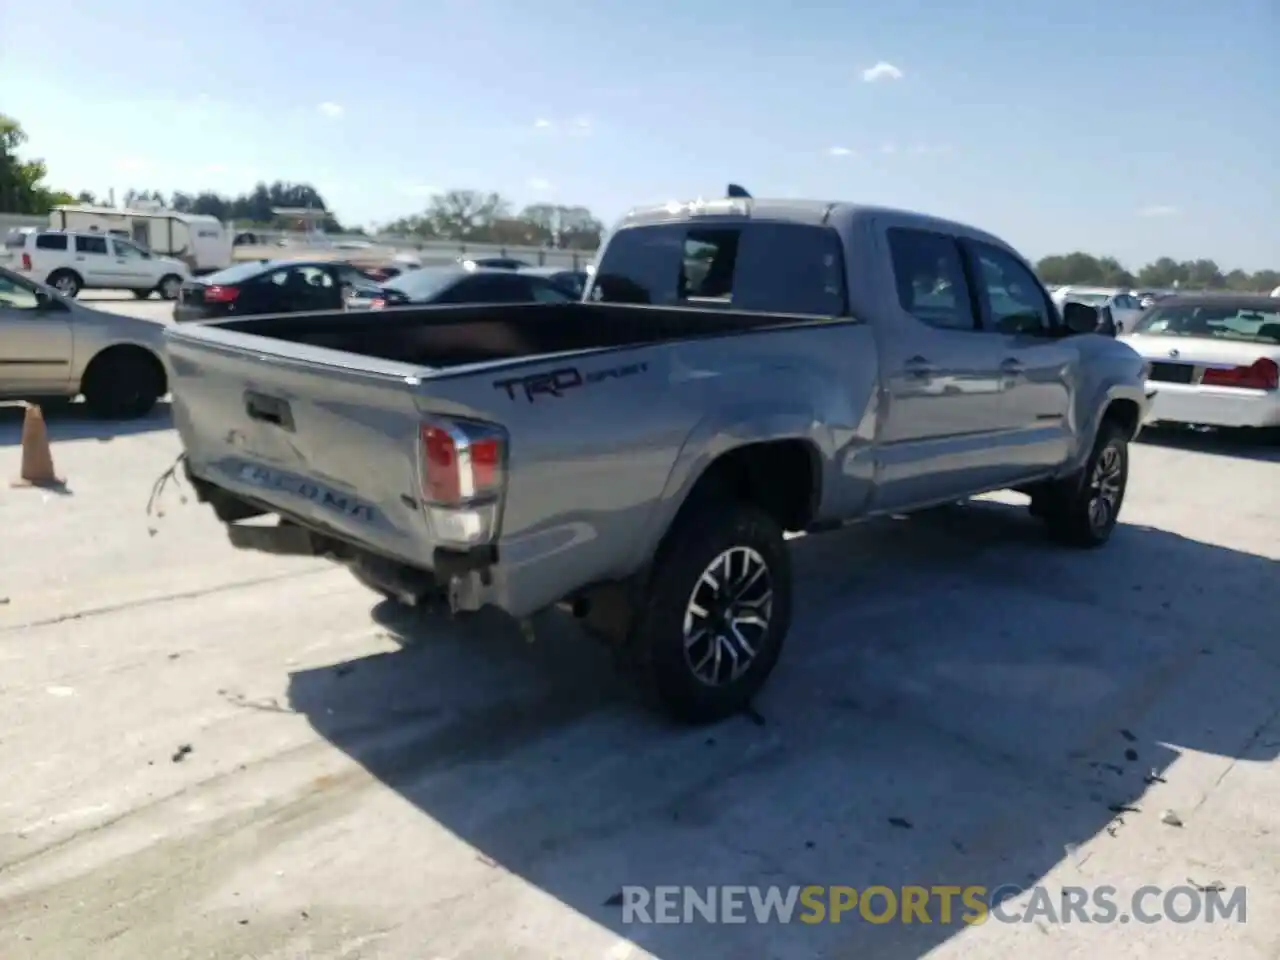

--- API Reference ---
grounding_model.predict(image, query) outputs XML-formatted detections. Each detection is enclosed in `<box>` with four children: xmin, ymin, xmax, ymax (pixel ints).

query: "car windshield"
<box><xmin>1131</xmin><ymin>304</ymin><xmax>1280</xmax><ymax>343</ymax></box>
<box><xmin>383</xmin><ymin>268</ymin><xmax>461</xmax><ymax>301</ymax></box>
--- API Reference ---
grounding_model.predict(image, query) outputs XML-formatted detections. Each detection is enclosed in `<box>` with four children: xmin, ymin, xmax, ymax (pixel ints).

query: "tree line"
<box><xmin>4</xmin><ymin>112</ymin><xmax>1274</xmax><ymax>271</ymax></box>
<box><xmin>1036</xmin><ymin>251</ymin><xmax>1278</xmax><ymax>293</ymax></box>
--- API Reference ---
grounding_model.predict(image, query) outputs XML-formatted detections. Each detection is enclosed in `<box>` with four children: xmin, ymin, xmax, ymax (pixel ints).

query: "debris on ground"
<box><xmin>1160</xmin><ymin>809</ymin><xmax>1183</xmax><ymax>827</ymax></box>
<box><xmin>888</xmin><ymin>817</ymin><xmax>913</xmax><ymax>830</ymax></box>
<box><xmin>171</xmin><ymin>744</ymin><xmax>193</xmax><ymax>763</ymax></box>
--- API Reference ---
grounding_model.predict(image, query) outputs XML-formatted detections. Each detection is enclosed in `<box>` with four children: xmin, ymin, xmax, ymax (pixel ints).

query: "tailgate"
<box><xmin>164</xmin><ymin>324</ymin><xmax>439</xmax><ymax>567</ymax></box>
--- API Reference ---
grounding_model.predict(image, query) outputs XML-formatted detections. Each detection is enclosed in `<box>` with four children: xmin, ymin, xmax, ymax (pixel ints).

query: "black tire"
<box><xmin>132</xmin><ymin>289</ymin><xmax>152</xmax><ymax>300</ymax></box>
<box><xmin>81</xmin><ymin>349</ymin><xmax>165</xmax><ymax>419</ymax></box>
<box><xmin>47</xmin><ymin>269</ymin><xmax>81</xmax><ymax>298</ymax></box>
<box><xmin>1037</xmin><ymin>421</ymin><xmax>1129</xmax><ymax>548</ymax></box>
<box><xmin>157</xmin><ymin>274</ymin><xmax>183</xmax><ymax>301</ymax></box>
<box><xmin>624</xmin><ymin>502</ymin><xmax>792</xmax><ymax>725</ymax></box>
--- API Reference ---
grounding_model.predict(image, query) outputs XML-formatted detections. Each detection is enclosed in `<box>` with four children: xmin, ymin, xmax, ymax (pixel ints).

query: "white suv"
<box><xmin>1</xmin><ymin>228</ymin><xmax>191</xmax><ymax>300</ymax></box>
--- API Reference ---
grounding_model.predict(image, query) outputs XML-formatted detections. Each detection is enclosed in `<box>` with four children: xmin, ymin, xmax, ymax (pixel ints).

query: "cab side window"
<box><xmin>74</xmin><ymin>235</ymin><xmax>108</xmax><ymax>255</ymax></box>
<box><xmin>965</xmin><ymin>242</ymin><xmax>1053</xmax><ymax>335</ymax></box>
<box><xmin>733</xmin><ymin>223</ymin><xmax>848</xmax><ymax>316</ymax></box>
<box><xmin>886</xmin><ymin>228</ymin><xmax>976</xmax><ymax>331</ymax></box>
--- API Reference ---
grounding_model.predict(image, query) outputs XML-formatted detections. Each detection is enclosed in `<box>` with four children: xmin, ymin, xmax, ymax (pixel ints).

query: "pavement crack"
<box><xmin>0</xmin><ymin>567</ymin><xmax>334</xmax><ymax>634</ymax></box>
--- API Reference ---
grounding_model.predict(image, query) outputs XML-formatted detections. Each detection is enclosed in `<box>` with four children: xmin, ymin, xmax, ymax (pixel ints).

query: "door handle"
<box><xmin>1000</xmin><ymin>357</ymin><xmax>1025</xmax><ymax>374</ymax></box>
<box><xmin>904</xmin><ymin>355</ymin><xmax>938</xmax><ymax>378</ymax></box>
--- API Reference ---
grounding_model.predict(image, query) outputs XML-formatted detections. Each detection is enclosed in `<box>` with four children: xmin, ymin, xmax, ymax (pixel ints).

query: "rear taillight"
<box><xmin>369</xmin><ymin>298</ymin><xmax>386</xmax><ymax>310</ymax></box>
<box><xmin>20</xmin><ymin>253</ymin><xmax>31</xmax><ymax>271</ymax></box>
<box><xmin>1200</xmin><ymin>357</ymin><xmax>1279</xmax><ymax>390</ymax></box>
<box><xmin>204</xmin><ymin>284</ymin><xmax>240</xmax><ymax>303</ymax></box>
<box><xmin>418</xmin><ymin>419</ymin><xmax>507</xmax><ymax>546</ymax></box>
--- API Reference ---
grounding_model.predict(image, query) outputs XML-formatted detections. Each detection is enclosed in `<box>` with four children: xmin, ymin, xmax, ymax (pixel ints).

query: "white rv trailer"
<box><xmin>48</xmin><ymin>205</ymin><xmax>233</xmax><ymax>273</ymax></box>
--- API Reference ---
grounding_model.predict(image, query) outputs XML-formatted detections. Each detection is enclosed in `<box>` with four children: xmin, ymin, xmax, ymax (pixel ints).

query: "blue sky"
<box><xmin>3</xmin><ymin>0</ymin><xmax>1277</xmax><ymax>270</ymax></box>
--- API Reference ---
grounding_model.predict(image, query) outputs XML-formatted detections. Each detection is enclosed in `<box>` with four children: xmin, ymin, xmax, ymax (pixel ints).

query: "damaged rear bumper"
<box><xmin>185</xmin><ymin>463</ymin><xmax>497</xmax><ymax>613</ymax></box>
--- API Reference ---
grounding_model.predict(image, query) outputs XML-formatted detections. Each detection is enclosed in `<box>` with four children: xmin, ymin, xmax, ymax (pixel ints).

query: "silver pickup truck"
<box><xmin>164</xmin><ymin>196</ymin><xmax>1150</xmax><ymax>724</ymax></box>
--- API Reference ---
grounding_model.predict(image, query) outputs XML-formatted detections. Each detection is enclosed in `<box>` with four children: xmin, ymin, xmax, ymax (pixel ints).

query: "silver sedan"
<box><xmin>0</xmin><ymin>265</ymin><xmax>169</xmax><ymax>418</ymax></box>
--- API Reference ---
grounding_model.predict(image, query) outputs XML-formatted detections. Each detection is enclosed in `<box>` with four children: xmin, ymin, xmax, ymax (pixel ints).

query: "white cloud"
<box><xmin>527</xmin><ymin>177</ymin><xmax>553</xmax><ymax>192</ymax></box>
<box><xmin>533</xmin><ymin>116</ymin><xmax>591</xmax><ymax>136</ymax></box>
<box><xmin>880</xmin><ymin>143</ymin><xmax>897</xmax><ymax>154</ymax></box>
<box><xmin>1138</xmin><ymin>204</ymin><xmax>1178</xmax><ymax>217</ymax></box>
<box><xmin>862</xmin><ymin>61</ymin><xmax>904</xmax><ymax>83</ymax></box>
<box><xmin>827</xmin><ymin>146</ymin><xmax>854</xmax><ymax>157</ymax></box>
<box><xmin>318</xmin><ymin>102</ymin><xmax>344</xmax><ymax>119</ymax></box>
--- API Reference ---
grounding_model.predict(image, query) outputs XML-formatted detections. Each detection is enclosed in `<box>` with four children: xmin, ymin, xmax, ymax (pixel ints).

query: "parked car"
<box><xmin>1120</xmin><ymin>294</ymin><xmax>1280</xmax><ymax>433</ymax></box>
<box><xmin>0</xmin><ymin>265</ymin><xmax>168</xmax><ymax>417</ymax></box>
<box><xmin>163</xmin><ymin>195</ymin><xmax>1149</xmax><ymax>724</ymax></box>
<box><xmin>1</xmin><ymin>227</ymin><xmax>190</xmax><ymax>300</ymax></box>
<box><xmin>1051</xmin><ymin>287</ymin><xmax>1144</xmax><ymax>333</ymax></box>
<box><xmin>173</xmin><ymin>259</ymin><xmax>384</xmax><ymax>322</ymax></box>
<box><xmin>345</xmin><ymin>266</ymin><xmax>579</xmax><ymax>311</ymax></box>
<box><xmin>519</xmin><ymin>266</ymin><xmax>589</xmax><ymax>298</ymax></box>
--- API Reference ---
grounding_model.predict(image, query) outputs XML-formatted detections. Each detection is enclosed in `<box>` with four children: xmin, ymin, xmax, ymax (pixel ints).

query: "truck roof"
<box><xmin>52</xmin><ymin>204</ymin><xmax>222</xmax><ymax>224</ymax></box>
<box><xmin>616</xmin><ymin>197</ymin><xmax>1013</xmax><ymax>250</ymax></box>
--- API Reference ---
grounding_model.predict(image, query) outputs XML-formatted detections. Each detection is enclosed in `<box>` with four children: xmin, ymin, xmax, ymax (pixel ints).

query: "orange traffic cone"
<box><xmin>10</xmin><ymin>403</ymin><xmax>64</xmax><ymax>489</ymax></box>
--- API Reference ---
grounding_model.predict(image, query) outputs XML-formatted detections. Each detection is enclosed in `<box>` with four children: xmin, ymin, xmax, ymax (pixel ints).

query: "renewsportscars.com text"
<box><xmin>621</xmin><ymin>884</ymin><xmax>1247</xmax><ymax>926</ymax></box>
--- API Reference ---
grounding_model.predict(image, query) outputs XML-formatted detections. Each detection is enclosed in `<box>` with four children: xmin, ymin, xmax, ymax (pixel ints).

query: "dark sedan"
<box><xmin>346</xmin><ymin>265</ymin><xmax>578</xmax><ymax>311</ymax></box>
<box><xmin>519</xmin><ymin>266</ymin><xmax>589</xmax><ymax>299</ymax></box>
<box><xmin>173</xmin><ymin>258</ymin><xmax>384</xmax><ymax>322</ymax></box>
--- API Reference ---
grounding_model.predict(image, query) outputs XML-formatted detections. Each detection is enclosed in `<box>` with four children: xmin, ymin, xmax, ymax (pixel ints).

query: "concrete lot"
<box><xmin>1</xmin><ymin>298</ymin><xmax>1277</xmax><ymax>959</ymax></box>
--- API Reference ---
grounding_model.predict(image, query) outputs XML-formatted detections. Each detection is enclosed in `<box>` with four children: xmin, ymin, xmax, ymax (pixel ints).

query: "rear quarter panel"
<box><xmin>421</xmin><ymin>321</ymin><xmax>879</xmax><ymax>616</ymax></box>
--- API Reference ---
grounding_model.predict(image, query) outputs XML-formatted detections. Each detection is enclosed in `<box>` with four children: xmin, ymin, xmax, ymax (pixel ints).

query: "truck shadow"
<box><xmin>1136</xmin><ymin>425</ymin><xmax>1280</xmax><ymax>463</ymax></box>
<box><xmin>0</xmin><ymin>400</ymin><xmax>173</xmax><ymax>447</ymax></box>
<box><xmin>286</xmin><ymin>501</ymin><xmax>1279</xmax><ymax>959</ymax></box>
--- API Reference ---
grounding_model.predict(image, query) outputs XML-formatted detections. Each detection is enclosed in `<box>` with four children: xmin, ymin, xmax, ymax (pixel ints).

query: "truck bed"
<box><xmin>213</xmin><ymin>301</ymin><xmax>817</xmax><ymax>371</ymax></box>
<box><xmin>164</xmin><ymin>300</ymin><xmax>853</xmax><ymax>599</ymax></box>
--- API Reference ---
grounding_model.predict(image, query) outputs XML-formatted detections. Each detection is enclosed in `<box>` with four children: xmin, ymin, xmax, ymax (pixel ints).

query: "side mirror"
<box><xmin>35</xmin><ymin>290</ymin><xmax>65</xmax><ymax>312</ymax></box>
<box><xmin>1062</xmin><ymin>301</ymin><xmax>1099</xmax><ymax>334</ymax></box>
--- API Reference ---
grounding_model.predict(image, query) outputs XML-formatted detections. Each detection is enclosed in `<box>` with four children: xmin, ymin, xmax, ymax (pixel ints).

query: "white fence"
<box><xmin>0</xmin><ymin>213</ymin><xmax>599</xmax><ymax>270</ymax></box>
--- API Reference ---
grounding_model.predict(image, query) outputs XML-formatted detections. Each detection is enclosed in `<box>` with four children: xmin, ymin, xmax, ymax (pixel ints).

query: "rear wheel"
<box><xmin>1034</xmin><ymin>422</ymin><xmax>1129</xmax><ymax>547</ymax></box>
<box><xmin>158</xmin><ymin>274</ymin><xmax>183</xmax><ymax>300</ymax></box>
<box><xmin>623</xmin><ymin>502</ymin><xmax>792</xmax><ymax>724</ymax></box>
<box><xmin>81</xmin><ymin>348</ymin><xmax>165</xmax><ymax>419</ymax></box>
<box><xmin>48</xmin><ymin>269</ymin><xmax>81</xmax><ymax>298</ymax></box>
